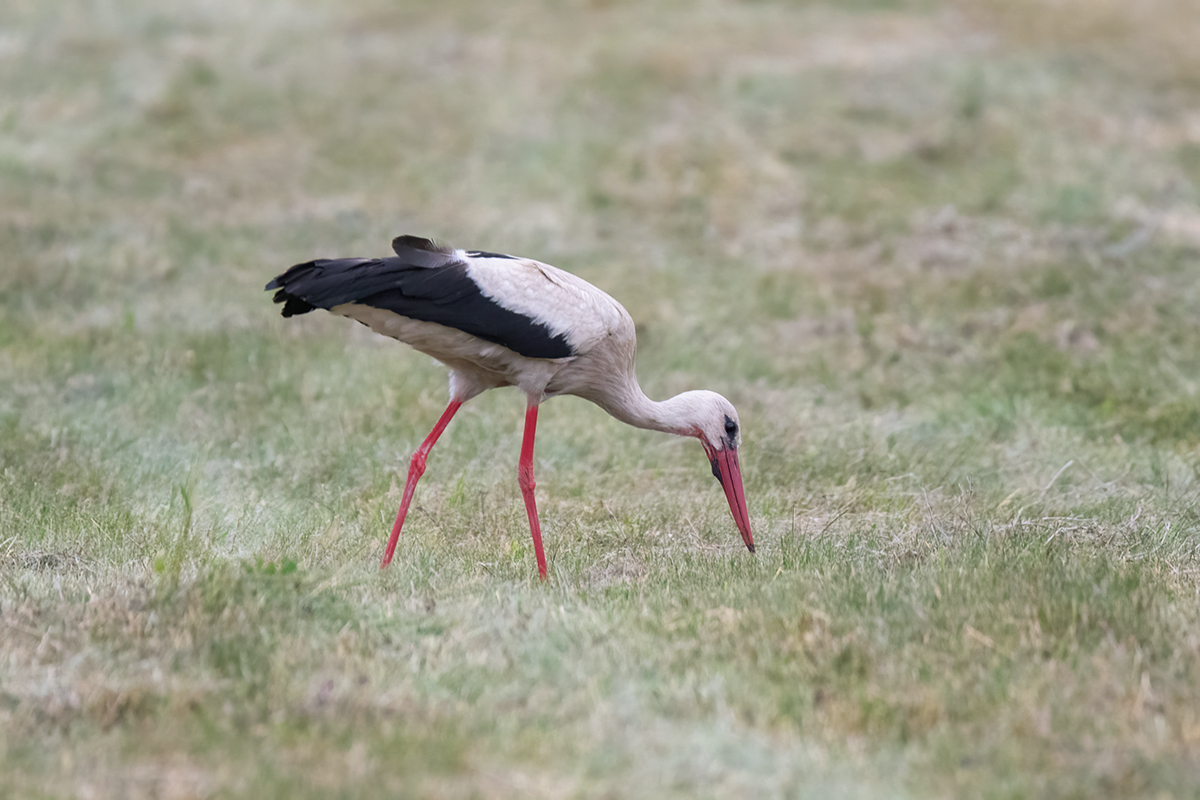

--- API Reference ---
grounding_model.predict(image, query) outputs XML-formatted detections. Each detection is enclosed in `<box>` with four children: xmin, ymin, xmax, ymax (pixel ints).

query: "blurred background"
<box><xmin>5</xmin><ymin>0</ymin><xmax>1200</xmax><ymax>428</ymax></box>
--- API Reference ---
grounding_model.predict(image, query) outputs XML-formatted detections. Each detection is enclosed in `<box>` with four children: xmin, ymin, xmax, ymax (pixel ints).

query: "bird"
<box><xmin>266</xmin><ymin>235</ymin><xmax>753</xmax><ymax>579</ymax></box>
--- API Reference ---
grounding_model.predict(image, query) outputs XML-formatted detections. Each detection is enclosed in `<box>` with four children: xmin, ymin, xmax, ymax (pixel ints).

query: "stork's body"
<box><xmin>267</xmin><ymin>236</ymin><xmax>753</xmax><ymax>578</ymax></box>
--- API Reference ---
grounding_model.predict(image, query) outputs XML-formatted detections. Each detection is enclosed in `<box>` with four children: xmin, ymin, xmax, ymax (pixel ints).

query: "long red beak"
<box><xmin>703</xmin><ymin>441</ymin><xmax>754</xmax><ymax>553</ymax></box>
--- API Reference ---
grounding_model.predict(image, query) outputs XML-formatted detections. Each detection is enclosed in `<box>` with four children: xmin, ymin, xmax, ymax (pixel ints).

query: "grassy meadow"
<box><xmin>4</xmin><ymin>0</ymin><xmax>1200</xmax><ymax>796</ymax></box>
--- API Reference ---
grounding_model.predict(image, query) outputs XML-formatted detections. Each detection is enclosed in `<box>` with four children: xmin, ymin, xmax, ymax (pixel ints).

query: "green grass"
<box><xmin>3</xmin><ymin>0</ymin><xmax>1200</xmax><ymax>796</ymax></box>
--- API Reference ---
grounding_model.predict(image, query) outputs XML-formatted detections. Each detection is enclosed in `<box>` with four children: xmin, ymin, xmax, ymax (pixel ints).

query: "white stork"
<box><xmin>266</xmin><ymin>235</ymin><xmax>753</xmax><ymax>579</ymax></box>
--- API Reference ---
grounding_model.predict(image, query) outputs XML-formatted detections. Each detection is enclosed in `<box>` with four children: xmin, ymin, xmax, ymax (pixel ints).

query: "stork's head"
<box><xmin>677</xmin><ymin>391</ymin><xmax>754</xmax><ymax>553</ymax></box>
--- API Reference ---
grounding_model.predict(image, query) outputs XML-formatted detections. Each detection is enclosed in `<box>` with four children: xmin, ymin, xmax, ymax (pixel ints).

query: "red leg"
<box><xmin>380</xmin><ymin>399</ymin><xmax>463</xmax><ymax>568</ymax></box>
<box><xmin>518</xmin><ymin>402</ymin><xmax>548</xmax><ymax>580</ymax></box>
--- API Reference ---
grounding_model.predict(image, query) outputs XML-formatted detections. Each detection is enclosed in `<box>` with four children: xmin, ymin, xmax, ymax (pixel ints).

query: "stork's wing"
<box><xmin>266</xmin><ymin>237</ymin><xmax>574</xmax><ymax>360</ymax></box>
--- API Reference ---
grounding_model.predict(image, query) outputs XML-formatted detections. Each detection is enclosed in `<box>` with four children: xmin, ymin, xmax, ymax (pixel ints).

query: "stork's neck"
<box><xmin>594</xmin><ymin>379</ymin><xmax>703</xmax><ymax>438</ymax></box>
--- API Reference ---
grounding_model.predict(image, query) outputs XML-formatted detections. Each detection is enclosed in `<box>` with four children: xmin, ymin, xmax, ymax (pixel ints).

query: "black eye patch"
<box><xmin>724</xmin><ymin>415</ymin><xmax>738</xmax><ymax>435</ymax></box>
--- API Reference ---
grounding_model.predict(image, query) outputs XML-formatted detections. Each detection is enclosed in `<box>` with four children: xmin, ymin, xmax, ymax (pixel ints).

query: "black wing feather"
<box><xmin>266</xmin><ymin>241</ymin><xmax>573</xmax><ymax>360</ymax></box>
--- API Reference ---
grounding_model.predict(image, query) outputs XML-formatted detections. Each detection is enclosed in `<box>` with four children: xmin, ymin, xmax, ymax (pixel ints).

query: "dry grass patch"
<box><xmin>960</xmin><ymin>0</ymin><xmax>1200</xmax><ymax>89</ymax></box>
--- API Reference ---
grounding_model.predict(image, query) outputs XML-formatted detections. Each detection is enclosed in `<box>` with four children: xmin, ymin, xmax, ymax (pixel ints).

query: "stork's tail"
<box><xmin>265</xmin><ymin>258</ymin><xmax>370</xmax><ymax>318</ymax></box>
<box><xmin>266</xmin><ymin>270</ymin><xmax>312</xmax><ymax>317</ymax></box>
<box><xmin>268</xmin><ymin>236</ymin><xmax>457</xmax><ymax>318</ymax></box>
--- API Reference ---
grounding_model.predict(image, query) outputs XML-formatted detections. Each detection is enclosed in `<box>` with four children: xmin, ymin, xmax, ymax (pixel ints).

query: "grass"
<box><xmin>3</xmin><ymin>0</ymin><xmax>1200</xmax><ymax>796</ymax></box>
